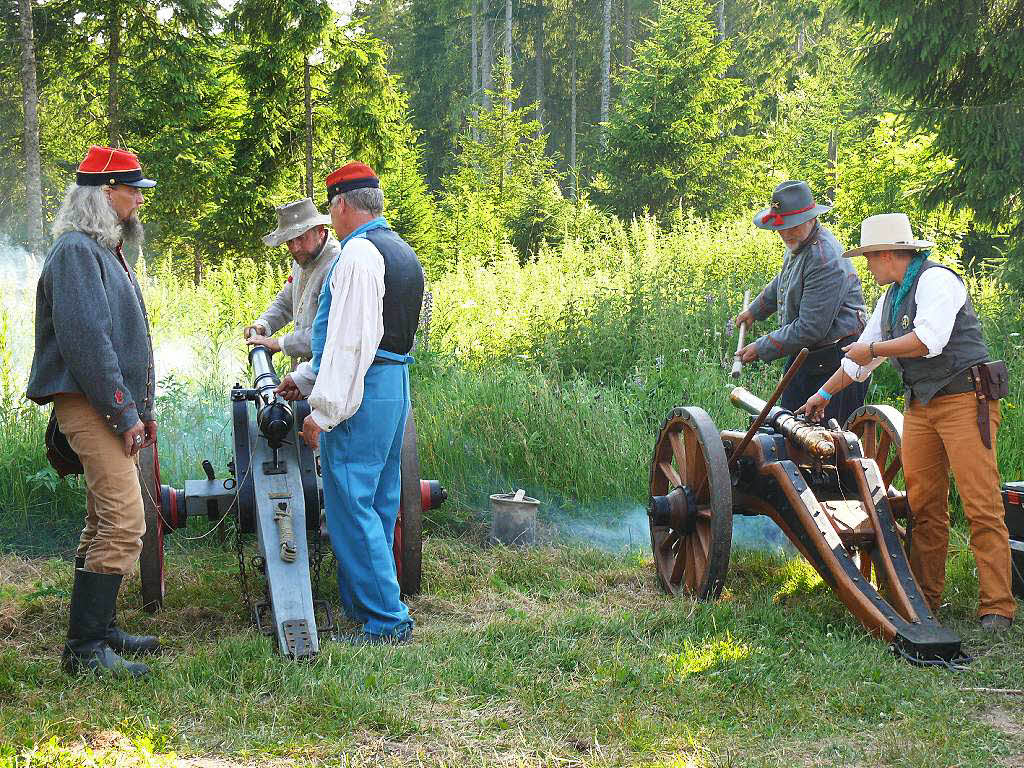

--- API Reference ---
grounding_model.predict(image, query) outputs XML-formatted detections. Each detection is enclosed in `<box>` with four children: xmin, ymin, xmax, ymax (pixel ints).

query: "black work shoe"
<box><xmin>62</xmin><ymin>569</ymin><xmax>149</xmax><ymax>677</ymax></box>
<box><xmin>979</xmin><ymin>614</ymin><xmax>1013</xmax><ymax>633</ymax></box>
<box><xmin>337</xmin><ymin>626</ymin><xmax>413</xmax><ymax>646</ymax></box>
<box><xmin>74</xmin><ymin>557</ymin><xmax>160</xmax><ymax>656</ymax></box>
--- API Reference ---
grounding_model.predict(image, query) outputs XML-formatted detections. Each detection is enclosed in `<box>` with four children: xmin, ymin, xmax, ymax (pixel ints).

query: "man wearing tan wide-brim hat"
<box><xmin>800</xmin><ymin>213</ymin><xmax>1017</xmax><ymax>631</ymax></box>
<box><xmin>244</xmin><ymin>198</ymin><xmax>339</xmax><ymax>368</ymax></box>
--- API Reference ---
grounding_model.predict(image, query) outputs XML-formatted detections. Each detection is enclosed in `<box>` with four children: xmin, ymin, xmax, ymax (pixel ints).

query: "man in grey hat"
<box><xmin>733</xmin><ymin>180</ymin><xmax>869</xmax><ymax>424</ymax></box>
<box><xmin>245</xmin><ymin>198</ymin><xmax>339</xmax><ymax>368</ymax></box>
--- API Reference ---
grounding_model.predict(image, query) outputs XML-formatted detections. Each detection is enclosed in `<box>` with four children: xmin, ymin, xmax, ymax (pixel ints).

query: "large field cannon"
<box><xmin>135</xmin><ymin>347</ymin><xmax>446</xmax><ymax>658</ymax></box>
<box><xmin>646</xmin><ymin>352</ymin><xmax>970</xmax><ymax>664</ymax></box>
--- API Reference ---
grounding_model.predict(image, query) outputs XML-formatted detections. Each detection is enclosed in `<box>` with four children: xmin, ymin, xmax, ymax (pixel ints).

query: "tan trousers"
<box><xmin>52</xmin><ymin>394</ymin><xmax>145</xmax><ymax>575</ymax></box>
<box><xmin>902</xmin><ymin>392</ymin><xmax>1016</xmax><ymax>619</ymax></box>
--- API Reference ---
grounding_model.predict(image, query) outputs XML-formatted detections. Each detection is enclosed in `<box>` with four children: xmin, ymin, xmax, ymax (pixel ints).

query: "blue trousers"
<box><xmin>320</xmin><ymin>362</ymin><xmax>413</xmax><ymax>637</ymax></box>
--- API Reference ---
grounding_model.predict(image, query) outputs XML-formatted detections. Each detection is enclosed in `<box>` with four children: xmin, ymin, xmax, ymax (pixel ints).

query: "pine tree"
<box><xmin>841</xmin><ymin>0</ymin><xmax>1024</xmax><ymax>239</ymax></box>
<box><xmin>596</xmin><ymin>0</ymin><xmax>758</xmax><ymax>220</ymax></box>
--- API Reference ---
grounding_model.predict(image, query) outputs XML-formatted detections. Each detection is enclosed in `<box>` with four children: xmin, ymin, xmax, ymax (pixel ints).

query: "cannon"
<box><xmin>135</xmin><ymin>347</ymin><xmax>447</xmax><ymax>658</ymax></box>
<box><xmin>646</xmin><ymin>352</ymin><xmax>968</xmax><ymax>664</ymax></box>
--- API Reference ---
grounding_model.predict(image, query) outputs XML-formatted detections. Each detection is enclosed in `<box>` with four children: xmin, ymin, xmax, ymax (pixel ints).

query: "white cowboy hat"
<box><xmin>843</xmin><ymin>213</ymin><xmax>935</xmax><ymax>258</ymax></box>
<box><xmin>262</xmin><ymin>198</ymin><xmax>332</xmax><ymax>248</ymax></box>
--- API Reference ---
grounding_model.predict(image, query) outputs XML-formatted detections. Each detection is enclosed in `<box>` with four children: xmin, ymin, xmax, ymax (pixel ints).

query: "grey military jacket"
<box><xmin>26</xmin><ymin>231</ymin><xmax>155</xmax><ymax>434</ymax></box>
<box><xmin>253</xmin><ymin>234</ymin><xmax>339</xmax><ymax>364</ymax></box>
<box><xmin>750</xmin><ymin>224</ymin><xmax>867</xmax><ymax>362</ymax></box>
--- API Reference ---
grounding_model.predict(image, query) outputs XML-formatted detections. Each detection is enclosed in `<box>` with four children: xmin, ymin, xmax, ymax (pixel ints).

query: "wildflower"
<box><xmin>655</xmin><ymin>355</ymin><xmax>665</xmax><ymax>371</ymax></box>
<box><xmin>705</xmin><ymin>293</ymin><xmax>715</xmax><ymax>305</ymax></box>
<box><xmin>725</xmin><ymin>318</ymin><xmax>735</xmax><ymax>337</ymax></box>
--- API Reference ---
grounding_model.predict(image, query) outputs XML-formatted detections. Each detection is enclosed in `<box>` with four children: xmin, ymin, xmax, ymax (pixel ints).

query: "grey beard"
<box><xmin>120</xmin><ymin>214</ymin><xmax>144</xmax><ymax>251</ymax></box>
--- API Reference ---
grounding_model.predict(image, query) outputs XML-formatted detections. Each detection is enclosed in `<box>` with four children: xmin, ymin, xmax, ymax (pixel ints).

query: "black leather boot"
<box><xmin>62</xmin><ymin>568</ymin><xmax>149</xmax><ymax>677</ymax></box>
<box><xmin>74</xmin><ymin>557</ymin><xmax>160</xmax><ymax>656</ymax></box>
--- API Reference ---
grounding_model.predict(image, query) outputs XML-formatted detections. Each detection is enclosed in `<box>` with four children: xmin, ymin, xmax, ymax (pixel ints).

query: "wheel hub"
<box><xmin>648</xmin><ymin>485</ymin><xmax>698</xmax><ymax>534</ymax></box>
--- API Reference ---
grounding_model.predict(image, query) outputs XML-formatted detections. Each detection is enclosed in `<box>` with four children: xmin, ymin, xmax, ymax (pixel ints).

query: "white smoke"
<box><xmin>550</xmin><ymin>501</ymin><xmax>795</xmax><ymax>554</ymax></box>
<box><xmin>0</xmin><ymin>235</ymin><xmax>41</xmax><ymax>383</ymax></box>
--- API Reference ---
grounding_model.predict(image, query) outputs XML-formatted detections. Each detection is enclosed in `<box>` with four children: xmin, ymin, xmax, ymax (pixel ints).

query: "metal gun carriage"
<box><xmin>133</xmin><ymin>346</ymin><xmax>446</xmax><ymax>658</ymax></box>
<box><xmin>646</xmin><ymin>351</ymin><xmax>971</xmax><ymax>664</ymax></box>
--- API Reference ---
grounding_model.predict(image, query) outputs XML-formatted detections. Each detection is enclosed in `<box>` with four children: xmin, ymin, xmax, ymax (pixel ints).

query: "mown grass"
<box><xmin>1</xmin><ymin>540</ymin><xmax>1022</xmax><ymax>767</ymax></box>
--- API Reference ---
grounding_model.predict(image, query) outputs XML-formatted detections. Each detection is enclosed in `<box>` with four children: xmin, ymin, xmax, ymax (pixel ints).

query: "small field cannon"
<box><xmin>646</xmin><ymin>355</ymin><xmax>968</xmax><ymax>664</ymax></box>
<box><xmin>135</xmin><ymin>347</ymin><xmax>447</xmax><ymax>658</ymax></box>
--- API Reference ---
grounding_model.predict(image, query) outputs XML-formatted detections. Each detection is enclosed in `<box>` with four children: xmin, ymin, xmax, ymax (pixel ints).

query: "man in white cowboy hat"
<box><xmin>800</xmin><ymin>213</ymin><xmax>1016</xmax><ymax>632</ymax></box>
<box><xmin>734</xmin><ymin>180</ymin><xmax>869</xmax><ymax>424</ymax></box>
<box><xmin>244</xmin><ymin>198</ymin><xmax>339</xmax><ymax>368</ymax></box>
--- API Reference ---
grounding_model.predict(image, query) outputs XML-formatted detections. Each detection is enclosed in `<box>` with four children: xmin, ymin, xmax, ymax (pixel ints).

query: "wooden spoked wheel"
<box><xmin>138</xmin><ymin>442</ymin><xmax>166</xmax><ymax>612</ymax></box>
<box><xmin>845</xmin><ymin>404</ymin><xmax>909</xmax><ymax>576</ymax></box>
<box><xmin>396</xmin><ymin>406</ymin><xmax>423</xmax><ymax>597</ymax></box>
<box><xmin>648</xmin><ymin>406</ymin><xmax>732</xmax><ymax>600</ymax></box>
<box><xmin>845</xmin><ymin>404</ymin><xmax>905</xmax><ymax>494</ymax></box>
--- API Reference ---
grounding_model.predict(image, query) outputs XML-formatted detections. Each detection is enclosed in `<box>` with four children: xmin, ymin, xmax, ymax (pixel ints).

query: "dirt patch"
<box><xmin>981</xmin><ymin>707</ymin><xmax>1024</xmax><ymax>768</ymax></box>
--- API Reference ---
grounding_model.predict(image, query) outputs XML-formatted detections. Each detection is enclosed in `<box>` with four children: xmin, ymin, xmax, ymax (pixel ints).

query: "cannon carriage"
<box><xmin>646</xmin><ymin>351</ymin><xmax>969</xmax><ymax>664</ymax></box>
<box><xmin>134</xmin><ymin>347</ymin><xmax>446</xmax><ymax>658</ymax></box>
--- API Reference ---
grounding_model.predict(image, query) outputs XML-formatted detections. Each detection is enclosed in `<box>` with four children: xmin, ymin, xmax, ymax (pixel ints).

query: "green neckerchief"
<box><xmin>889</xmin><ymin>250</ymin><xmax>930</xmax><ymax>329</ymax></box>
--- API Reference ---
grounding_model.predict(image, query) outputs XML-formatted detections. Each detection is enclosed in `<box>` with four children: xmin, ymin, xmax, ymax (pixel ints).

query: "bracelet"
<box><xmin>817</xmin><ymin>387</ymin><xmax>833</xmax><ymax>402</ymax></box>
<box><xmin>869</xmin><ymin>341</ymin><xmax>876</xmax><ymax>358</ymax></box>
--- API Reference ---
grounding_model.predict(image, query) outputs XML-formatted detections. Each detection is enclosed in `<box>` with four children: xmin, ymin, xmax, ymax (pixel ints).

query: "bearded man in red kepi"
<box><xmin>27</xmin><ymin>146</ymin><xmax>161</xmax><ymax>677</ymax></box>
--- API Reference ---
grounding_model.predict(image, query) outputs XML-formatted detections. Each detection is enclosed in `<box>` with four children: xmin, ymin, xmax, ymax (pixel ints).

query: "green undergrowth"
<box><xmin>1</xmin><ymin>541</ymin><xmax>1022</xmax><ymax>767</ymax></box>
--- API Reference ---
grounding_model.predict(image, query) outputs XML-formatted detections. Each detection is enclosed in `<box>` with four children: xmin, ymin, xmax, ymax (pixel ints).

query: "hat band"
<box><xmin>77</xmin><ymin>168</ymin><xmax>144</xmax><ymax>187</ymax></box>
<box><xmin>327</xmin><ymin>177</ymin><xmax>380</xmax><ymax>200</ymax></box>
<box><xmin>760</xmin><ymin>202</ymin><xmax>815</xmax><ymax>228</ymax></box>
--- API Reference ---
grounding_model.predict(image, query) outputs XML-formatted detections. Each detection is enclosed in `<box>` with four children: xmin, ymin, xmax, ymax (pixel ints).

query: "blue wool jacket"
<box><xmin>26</xmin><ymin>231</ymin><xmax>155</xmax><ymax>433</ymax></box>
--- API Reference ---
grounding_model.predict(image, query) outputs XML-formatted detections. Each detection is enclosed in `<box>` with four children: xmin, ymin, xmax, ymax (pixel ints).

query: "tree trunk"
<box><xmin>569</xmin><ymin>0</ymin><xmax>577</xmax><ymax>197</ymax></box>
<box><xmin>107</xmin><ymin>0</ymin><xmax>121</xmax><ymax>146</ymax></box>
<box><xmin>623</xmin><ymin>0</ymin><xmax>632</xmax><ymax>68</ymax></box>
<box><xmin>471</xmin><ymin>0</ymin><xmax>479</xmax><ymax>136</ymax></box>
<box><xmin>535</xmin><ymin>0</ymin><xmax>543</xmax><ymax>135</ymax></box>
<box><xmin>716</xmin><ymin>0</ymin><xmax>725</xmax><ymax>42</ymax></box>
<box><xmin>503</xmin><ymin>0</ymin><xmax>512</xmax><ymax>108</ymax></box>
<box><xmin>504</xmin><ymin>0</ymin><xmax>511</xmax><ymax>62</ymax></box>
<box><xmin>304</xmin><ymin>56</ymin><xmax>314</xmax><ymax>199</ymax></box>
<box><xmin>482</xmin><ymin>0</ymin><xmax>492</xmax><ymax>107</ymax></box>
<box><xmin>600</xmin><ymin>0</ymin><xmax>610</xmax><ymax>150</ymax></box>
<box><xmin>18</xmin><ymin>0</ymin><xmax>44</xmax><ymax>254</ymax></box>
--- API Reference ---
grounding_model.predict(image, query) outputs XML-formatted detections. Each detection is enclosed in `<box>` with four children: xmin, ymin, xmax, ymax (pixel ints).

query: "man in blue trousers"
<box><xmin>277</xmin><ymin>162</ymin><xmax>424</xmax><ymax>645</ymax></box>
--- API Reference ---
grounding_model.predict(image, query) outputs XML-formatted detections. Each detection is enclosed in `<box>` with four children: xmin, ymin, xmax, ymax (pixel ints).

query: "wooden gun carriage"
<box><xmin>646</xmin><ymin>351</ymin><xmax>970</xmax><ymax>664</ymax></box>
<box><xmin>132</xmin><ymin>347</ymin><xmax>446</xmax><ymax>658</ymax></box>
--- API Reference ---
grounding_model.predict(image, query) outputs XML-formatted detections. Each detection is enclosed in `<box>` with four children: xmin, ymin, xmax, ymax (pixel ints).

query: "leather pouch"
<box><xmin>972</xmin><ymin>360</ymin><xmax>1009</xmax><ymax>400</ymax></box>
<box><xmin>45</xmin><ymin>410</ymin><xmax>84</xmax><ymax>477</ymax></box>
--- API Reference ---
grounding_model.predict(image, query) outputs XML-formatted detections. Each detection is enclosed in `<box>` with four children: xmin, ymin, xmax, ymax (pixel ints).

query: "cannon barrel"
<box><xmin>729</xmin><ymin>386</ymin><xmax>834</xmax><ymax>459</ymax></box>
<box><xmin>249</xmin><ymin>346</ymin><xmax>293</xmax><ymax>449</ymax></box>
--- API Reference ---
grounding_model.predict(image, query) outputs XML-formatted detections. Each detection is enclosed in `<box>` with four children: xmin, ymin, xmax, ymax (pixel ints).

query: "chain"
<box><xmin>236</xmin><ymin>517</ymin><xmax>254</xmax><ymax>620</ymax></box>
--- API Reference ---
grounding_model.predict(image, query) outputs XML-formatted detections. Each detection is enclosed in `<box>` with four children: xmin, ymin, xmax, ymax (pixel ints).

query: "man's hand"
<box><xmin>796</xmin><ymin>392</ymin><xmax>828</xmax><ymax>423</ymax></box>
<box><xmin>738</xmin><ymin>341</ymin><xmax>759</xmax><ymax>364</ymax></box>
<box><xmin>123</xmin><ymin>421</ymin><xmax>146</xmax><ymax>458</ymax></box>
<box><xmin>275</xmin><ymin>374</ymin><xmax>302</xmax><ymax>401</ymax></box>
<box><xmin>243</xmin><ymin>324</ymin><xmax>266</xmax><ymax>340</ymax></box>
<box><xmin>734</xmin><ymin>308</ymin><xmax>755</xmax><ymax>331</ymax></box>
<box><xmin>842</xmin><ymin>341</ymin><xmax>873</xmax><ymax>366</ymax></box>
<box><xmin>246</xmin><ymin>333</ymin><xmax>282</xmax><ymax>353</ymax></box>
<box><xmin>141</xmin><ymin>420</ymin><xmax>158</xmax><ymax>449</ymax></box>
<box><xmin>300</xmin><ymin>414</ymin><xmax>323</xmax><ymax>451</ymax></box>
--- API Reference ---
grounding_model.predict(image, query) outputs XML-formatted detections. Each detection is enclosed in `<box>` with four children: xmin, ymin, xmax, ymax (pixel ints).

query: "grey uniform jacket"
<box><xmin>750</xmin><ymin>224</ymin><xmax>867</xmax><ymax>362</ymax></box>
<box><xmin>26</xmin><ymin>231</ymin><xmax>155</xmax><ymax>434</ymax></box>
<box><xmin>252</xmin><ymin>234</ymin><xmax>339</xmax><ymax>364</ymax></box>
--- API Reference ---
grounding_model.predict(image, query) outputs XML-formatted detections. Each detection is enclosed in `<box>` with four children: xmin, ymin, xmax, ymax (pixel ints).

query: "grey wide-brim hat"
<box><xmin>262</xmin><ymin>198</ymin><xmax>332</xmax><ymax>247</ymax></box>
<box><xmin>753</xmin><ymin>180</ymin><xmax>831</xmax><ymax>231</ymax></box>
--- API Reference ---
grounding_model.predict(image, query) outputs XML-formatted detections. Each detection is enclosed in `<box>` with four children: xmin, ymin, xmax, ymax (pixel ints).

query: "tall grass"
<box><xmin>3</xmin><ymin>214</ymin><xmax>1024</xmax><ymax>550</ymax></box>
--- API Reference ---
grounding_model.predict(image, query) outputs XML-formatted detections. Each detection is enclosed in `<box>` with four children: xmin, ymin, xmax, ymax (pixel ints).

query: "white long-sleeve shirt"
<box><xmin>841</xmin><ymin>267</ymin><xmax>968</xmax><ymax>382</ymax></box>
<box><xmin>291</xmin><ymin>237</ymin><xmax>385</xmax><ymax>430</ymax></box>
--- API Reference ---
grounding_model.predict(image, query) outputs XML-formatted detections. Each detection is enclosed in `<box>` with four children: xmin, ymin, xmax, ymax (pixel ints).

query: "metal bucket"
<box><xmin>489</xmin><ymin>491</ymin><xmax>538</xmax><ymax>547</ymax></box>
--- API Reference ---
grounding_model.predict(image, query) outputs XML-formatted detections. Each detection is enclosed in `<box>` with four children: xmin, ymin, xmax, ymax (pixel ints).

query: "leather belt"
<box><xmin>933</xmin><ymin>371</ymin><xmax>975</xmax><ymax>398</ymax></box>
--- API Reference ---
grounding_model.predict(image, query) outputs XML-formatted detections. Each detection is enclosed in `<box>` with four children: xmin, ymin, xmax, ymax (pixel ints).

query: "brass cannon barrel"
<box><xmin>729</xmin><ymin>387</ymin><xmax>835</xmax><ymax>460</ymax></box>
